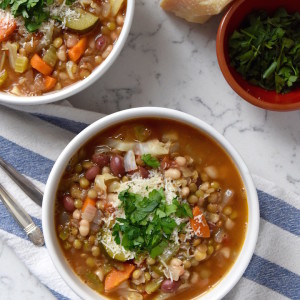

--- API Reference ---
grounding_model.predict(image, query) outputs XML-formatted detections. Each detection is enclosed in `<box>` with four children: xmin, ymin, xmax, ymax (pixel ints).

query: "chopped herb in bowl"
<box><xmin>228</xmin><ymin>8</ymin><xmax>300</xmax><ymax>94</ymax></box>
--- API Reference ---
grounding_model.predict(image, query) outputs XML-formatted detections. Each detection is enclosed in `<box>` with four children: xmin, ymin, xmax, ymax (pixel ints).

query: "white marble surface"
<box><xmin>1</xmin><ymin>0</ymin><xmax>299</xmax><ymax>299</ymax></box>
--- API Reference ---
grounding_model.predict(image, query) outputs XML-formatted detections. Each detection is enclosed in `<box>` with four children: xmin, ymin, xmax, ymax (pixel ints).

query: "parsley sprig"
<box><xmin>0</xmin><ymin>0</ymin><xmax>75</xmax><ymax>32</ymax></box>
<box><xmin>0</xmin><ymin>0</ymin><xmax>54</xmax><ymax>32</ymax></box>
<box><xmin>141</xmin><ymin>154</ymin><xmax>160</xmax><ymax>168</ymax></box>
<box><xmin>229</xmin><ymin>8</ymin><xmax>300</xmax><ymax>93</ymax></box>
<box><xmin>112</xmin><ymin>188</ymin><xmax>192</xmax><ymax>258</ymax></box>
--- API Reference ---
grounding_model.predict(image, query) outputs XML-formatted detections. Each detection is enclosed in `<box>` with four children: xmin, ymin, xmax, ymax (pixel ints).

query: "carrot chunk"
<box><xmin>190</xmin><ymin>206</ymin><xmax>210</xmax><ymax>238</ymax></box>
<box><xmin>43</xmin><ymin>76</ymin><xmax>57</xmax><ymax>92</ymax></box>
<box><xmin>68</xmin><ymin>37</ymin><xmax>87</xmax><ymax>62</ymax></box>
<box><xmin>0</xmin><ymin>16</ymin><xmax>17</xmax><ymax>42</ymax></box>
<box><xmin>104</xmin><ymin>264</ymin><xmax>135</xmax><ymax>292</ymax></box>
<box><xmin>81</xmin><ymin>197</ymin><xmax>96</xmax><ymax>213</ymax></box>
<box><xmin>30</xmin><ymin>54</ymin><xmax>53</xmax><ymax>75</ymax></box>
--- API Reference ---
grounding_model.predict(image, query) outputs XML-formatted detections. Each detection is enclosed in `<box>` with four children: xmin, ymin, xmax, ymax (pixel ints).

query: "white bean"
<box><xmin>175</xmin><ymin>156</ymin><xmax>187</xmax><ymax>167</ymax></box>
<box><xmin>79</xmin><ymin>219</ymin><xmax>90</xmax><ymax>237</ymax></box>
<box><xmin>225</xmin><ymin>218</ymin><xmax>235</xmax><ymax>230</ymax></box>
<box><xmin>165</xmin><ymin>168</ymin><xmax>181</xmax><ymax>180</ymax></box>
<box><xmin>116</xmin><ymin>15</ymin><xmax>124</xmax><ymax>26</ymax></box>
<box><xmin>66</xmin><ymin>34</ymin><xmax>79</xmax><ymax>48</ymax></box>
<box><xmin>102</xmin><ymin>45</ymin><xmax>113</xmax><ymax>59</ymax></box>
<box><xmin>181</xmin><ymin>186</ymin><xmax>190</xmax><ymax>198</ymax></box>
<box><xmin>190</xmin><ymin>272</ymin><xmax>199</xmax><ymax>284</ymax></box>
<box><xmin>57</xmin><ymin>45</ymin><xmax>67</xmax><ymax>61</ymax></box>
<box><xmin>220</xmin><ymin>247</ymin><xmax>231</xmax><ymax>259</ymax></box>
<box><xmin>73</xmin><ymin>209</ymin><xmax>81</xmax><ymax>220</ymax></box>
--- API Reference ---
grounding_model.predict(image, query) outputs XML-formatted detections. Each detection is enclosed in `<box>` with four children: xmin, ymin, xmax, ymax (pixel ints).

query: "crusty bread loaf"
<box><xmin>160</xmin><ymin>0</ymin><xmax>233</xmax><ymax>23</ymax></box>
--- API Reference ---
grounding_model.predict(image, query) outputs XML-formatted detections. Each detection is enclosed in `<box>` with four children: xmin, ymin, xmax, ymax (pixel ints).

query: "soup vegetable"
<box><xmin>55</xmin><ymin>119</ymin><xmax>248</xmax><ymax>299</ymax></box>
<box><xmin>0</xmin><ymin>0</ymin><xmax>126</xmax><ymax>96</ymax></box>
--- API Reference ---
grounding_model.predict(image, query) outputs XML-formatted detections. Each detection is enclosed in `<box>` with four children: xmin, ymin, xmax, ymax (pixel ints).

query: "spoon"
<box><xmin>0</xmin><ymin>183</ymin><xmax>44</xmax><ymax>246</ymax></box>
<box><xmin>0</xmin><ymin>157</ymin><xmax>43</xmax><ymax>207</ymax></box>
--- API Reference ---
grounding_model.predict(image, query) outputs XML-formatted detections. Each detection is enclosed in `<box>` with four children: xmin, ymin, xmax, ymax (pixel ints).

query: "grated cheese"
<box><xmin>116</xmin><ymin>169</ymin><xmax>181</xmax><ymax>206</ymax></box>
<box><xmin>103</xmin><ymin>168</ymin><xmax>194</xmax><ymax>260</ymax></box>
<box><xmin>49</xmin><ymin>1</ymin><xmax>80</xmax><ymax>28</ymax></box>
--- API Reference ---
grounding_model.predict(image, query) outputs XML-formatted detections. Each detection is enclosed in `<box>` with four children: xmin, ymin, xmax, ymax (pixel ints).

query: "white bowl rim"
<box><xmin>42</xmin><ymin>107</ymin><xmax>259</xmax><ymax>300</ymax></box>
<box><xmin>0</xmin><ymin>0</ymin><xmax>135</xmax><ymax>106</ymax></box>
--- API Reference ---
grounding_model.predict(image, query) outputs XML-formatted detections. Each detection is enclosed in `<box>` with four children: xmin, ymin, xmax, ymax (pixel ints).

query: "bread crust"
<box><xmin>160</xmin><ymin>0</ymin><xmax>233</xmax><ymax>23</ymax></box>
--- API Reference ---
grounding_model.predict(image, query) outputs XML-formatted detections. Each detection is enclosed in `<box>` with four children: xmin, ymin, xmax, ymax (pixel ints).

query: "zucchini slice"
<box><xmin>65</xmin><ymin>9</ymin><xmax>99</xmax><ymax>33</ymax></box>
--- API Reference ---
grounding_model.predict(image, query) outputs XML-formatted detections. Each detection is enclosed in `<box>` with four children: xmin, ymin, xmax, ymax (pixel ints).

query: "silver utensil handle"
<box><xmin>0</xmin><ymin>157</ymin><xmax>43</xmax><ymax>207</ymax></box>
<box><xmin>0</xmin><ymin>184</ymin><xmax>44</xmax><ymax>246</ymax></box>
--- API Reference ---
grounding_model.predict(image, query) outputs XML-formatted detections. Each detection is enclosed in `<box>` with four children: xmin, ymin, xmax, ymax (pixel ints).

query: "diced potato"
<box><xmin>110</xmin><ymin>0</ymin><xmax>125</xmax><ymax>16</ymax></box>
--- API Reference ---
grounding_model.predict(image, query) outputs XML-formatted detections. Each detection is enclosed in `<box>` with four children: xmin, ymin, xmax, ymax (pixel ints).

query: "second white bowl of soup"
<box><xmin>0</xmin><ymin>0</ymin><xmax>134</xmax><ymax>105</ymax></box>
<box><xmin>43</xmin><ymin>107</ymin><xmax>259</xmax><ymax>300</ymax></box>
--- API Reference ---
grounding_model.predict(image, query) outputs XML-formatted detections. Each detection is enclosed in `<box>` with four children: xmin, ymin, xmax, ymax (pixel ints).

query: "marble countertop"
<box><xmin>1</xmin><ymin>0</ymin><xmax>299</xmax><ymax>299</ymax></box>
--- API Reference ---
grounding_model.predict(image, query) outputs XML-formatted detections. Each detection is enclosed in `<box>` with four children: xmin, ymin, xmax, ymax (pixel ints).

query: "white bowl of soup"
<box><xmin>0</xmin><ymin>0</ymin><xmax>134</xmax><ymax>105</ymax></box>
<box><xmin>43</xmin><ymin>107</ymin><xmax>259</xmax><ymax>300</ymax></box>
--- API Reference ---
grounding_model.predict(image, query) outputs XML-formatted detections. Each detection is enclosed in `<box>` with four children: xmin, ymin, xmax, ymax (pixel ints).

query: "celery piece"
<box><xmin>0</xmin><ymin>70</ymin><xmax>8</xmax><ymax>86</ymax></box>
<box><xmin>7</xmin><ymin>42</ymin><xmax>18</xmax><ymax>69</ymax></box>
<box><xmin>15</xmin><ymin>56</ymin><xmax>29</xmax><ymax>73</ymax></box>
<box><xmin>59</xmin><ymin>228</ymin><xmax>69</xmax><ymax>240</ymax></box>
<box><xmin>145</xmin><ymin>277</ymin><xmax>164</xmax><ymax>294</ymax></box>
<box><xmin>158</xmin><ymin>244</ymin><xmax>179</xmax><ymax>264</ymax></box>
<box><xmin>43</xmin><ymin>45</ymin><xmax>57</xmax><ymax>67</ymax></box>
<box><xmin>85</xmin><ymin>271</ymin><xmax>104</xmax><ymax>293</ymax></box>
<box><xmin>0</xmin><ymin>52</ymin><xmax>6</xmax><ymax>71</ymax></box>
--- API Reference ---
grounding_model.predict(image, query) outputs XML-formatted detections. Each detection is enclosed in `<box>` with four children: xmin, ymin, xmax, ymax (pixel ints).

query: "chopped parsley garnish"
<box><xmin>0</xmin><ymin>0</ymin><xmax>54</xmax><ymax>32</ymax></box>
<box><xmin>229</xmin><ymin>8</ymin><xmax>300</xmax><ymax>94</ymax></box>
<box><xmin>112</xmin><ymin>188</ymin><xmax>192</xmax><ymax>258</ymax></box>
<box><xmin>141</xmin><ymin>154</ymin><xmax>160</xmax><ymax>168</ymax></box>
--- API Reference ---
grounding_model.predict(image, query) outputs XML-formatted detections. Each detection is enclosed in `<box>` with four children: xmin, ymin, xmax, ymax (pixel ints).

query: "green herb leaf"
<box><xmin>1</xmin><ymin>0</ymin><xmax>51</xmax><ymax>31</ymax></box>
<box><xmin>173</xmin><ymin>198</ymin><xmax>193</xmax><ymax>218</ymax></box>
<box><xmin>141</xmin><ymin>154</ymin><xmax>160</xmax><ymax>168</ymax></box>
<box><xmin>113</xmin><ymin>188</ymin><xmax>193</xmax><ymax>258</ymax></box>
<box><xmin>150</xmin><ymin>240</ymin><xmax>168</xmax><ymax>258</ymax></box>
<box><xmin>229</xmin><ymin>8</ymin><xmax>300</xmax><ymax>94</ymax></box>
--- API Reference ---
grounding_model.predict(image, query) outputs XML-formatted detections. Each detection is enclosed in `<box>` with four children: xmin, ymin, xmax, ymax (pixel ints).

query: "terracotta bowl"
<box><xmin>216</xmin><ymin>0</ymin><xmax>300</xmax><ymax>111</ymax></box>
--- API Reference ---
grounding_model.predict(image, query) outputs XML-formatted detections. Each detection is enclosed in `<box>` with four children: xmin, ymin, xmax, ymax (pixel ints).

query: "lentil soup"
<box><xmin>0</xmin><ymin>0</ymin><xmax>127</xmax><ymax>96</ymax></box>
<box><xmin>55</xmin><ymin>118</ymin><xmax>248</xmax><ymax>299</ymax></box>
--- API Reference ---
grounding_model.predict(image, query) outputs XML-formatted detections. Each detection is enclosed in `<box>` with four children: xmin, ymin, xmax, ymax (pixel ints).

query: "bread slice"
<box><xmin>160</xmin><ymin>0</ymin><xmax>233</xmax><ymax>23</ymax></box>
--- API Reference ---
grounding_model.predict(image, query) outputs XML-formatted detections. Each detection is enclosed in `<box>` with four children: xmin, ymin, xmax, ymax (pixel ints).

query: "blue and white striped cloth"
<box><xmin>0</xmin><ymin>104</ymin><xmax>299</xmax><ymax>300</ymax></box>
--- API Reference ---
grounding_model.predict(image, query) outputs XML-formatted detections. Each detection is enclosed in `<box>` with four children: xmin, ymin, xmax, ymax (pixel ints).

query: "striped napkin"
<box><xmin>0</xmin><ymin>104</ymin><xmax>299</xmax><ymax>300</ymax></box>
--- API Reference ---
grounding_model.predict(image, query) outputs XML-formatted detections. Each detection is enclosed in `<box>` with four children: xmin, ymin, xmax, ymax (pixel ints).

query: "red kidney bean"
<box><xmin>92</xmin><ymin>153</ymin><xmax>110</xmax><ymax>168</ymax></box>
<box><xmin>63</xmin><ymin>195</ymin><xmax>75</xmax><ymax>212</ymax></box>
<box><xmin>95</xmin><ymin>35</ymin><xmax>108</xmax><ymax>52</ymax></box>
<box><xmin>139</xmin><ymin>166</ymin><xmax>149</xmax><ymax>179</ymax></box>
<box><xmin>161</xmin><ymin>279</ymin><xmax>181</xmax><ymax>293</ymax></box>
<box><xmin>160</xmin><ymin>156</ymin><xmax>172</xmax><ymax>170</ymax></box>
<box><xmin>85</xmin><ymin>166</ymin><xmax>100</xmax><ymax>181</ymax></box>
<box><xmin>110</xmin><ymin>155</ymin><xmax>125</xmax><ymax>177</ymax></box>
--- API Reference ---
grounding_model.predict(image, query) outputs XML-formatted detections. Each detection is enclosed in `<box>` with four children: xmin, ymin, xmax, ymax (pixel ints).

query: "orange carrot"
<box><xmin>0</xmin><ymin>17</ymin><xmax>17</xmax><ymax>42</ymax></box>
<box><xmin>30</xmin><ymin>54</ymin><xmax>53</xmax><ymax>76</ymax></box>
<box><xmin>190</xmin><ymin>206</ymin><xmax>210</xmax><ymax>238</ymax></box>
<box><xmin>43</xmin><ymin>76</ymin><xmax>57</xmax><ymax>92</ymax></box>
<box><xmin>104</xmin><ymin>264</ymin><xmax>135</xmax><ymax>292</ymax></box>
<box><xmin>82</xmin><ymin>197</ymin><xmax>96</xmax><ymax>213</ymax></box>
<box><xmin>68</xmin><ymin>37</ymin><xmax>87</xmax><ymax>62</ymax></box>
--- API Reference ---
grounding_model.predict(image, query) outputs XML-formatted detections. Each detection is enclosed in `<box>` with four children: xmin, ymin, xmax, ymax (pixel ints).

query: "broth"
<box><xmin>55</xmin><ymin>118</ymin><xmax>248</xmax><ymax>299</ymax></box>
